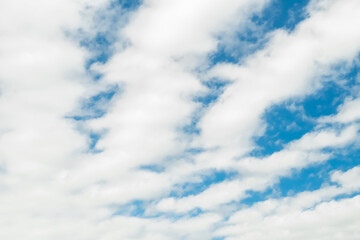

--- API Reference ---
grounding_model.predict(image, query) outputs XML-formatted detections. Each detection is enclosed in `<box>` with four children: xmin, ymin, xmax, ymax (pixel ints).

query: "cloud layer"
<box><xmin>1</xmin><ymin>0</ymin><xmax>360</xmax><ymax>239</ymax></box>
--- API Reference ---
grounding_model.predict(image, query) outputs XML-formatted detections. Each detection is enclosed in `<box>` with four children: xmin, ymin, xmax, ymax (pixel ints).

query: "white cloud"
<box><xmin>0</xmin><ymin>0</ymin><xmax>271</xmax><ymax>239</ymax></box>
<box><xmin>148</xmin><ymin>0</ymin><xmax>360</xmax><ymax>215</ymax></box>
<box><xmin>74</xmin><ymin>0</ymin><xmax>272</xmax><ymax>206</ymax></box>
<box><xmin>196</xmin><ymin>0</ymin><xmax>360</xmax><ymax>155</ymax></box>
<box><xmin>215</xmin><ymin>166</ymin><xmax>360</xmax><ymax>240</ymax></box>
<box><xmin>320</xmin><ymin>97</ymin><xmax>360</xmax><ymax>123</ymax></box>
<box><xmin>288</xmin><ymin>124</ymin><xmax>359</xmax><ymax>151</ymax></box>
<box><xmin>152</xmin><ymin>122</ymin><xmax>358</xmax><ymax>213</ymax></box>
<box><xmin>1</xmin><ymin>0</ymin><xmax>360</xmax><ymax>239</ymax></box>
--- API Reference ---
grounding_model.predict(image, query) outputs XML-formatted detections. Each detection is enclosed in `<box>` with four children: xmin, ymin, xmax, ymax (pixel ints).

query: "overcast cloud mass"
<box><xmin>1</xmin><ymin>0</ymin><xmax>360</xmax><ymax>239</ymax></box>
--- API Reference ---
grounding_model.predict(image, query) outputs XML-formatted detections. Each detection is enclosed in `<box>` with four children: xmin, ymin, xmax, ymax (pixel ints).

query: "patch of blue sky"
<box><xmin>184</xmin><ymin>147</ymin><xmax>205</xmax><ymax>155</ymax></box>
<box><xmin>303</xmin><ymin>64</ymin><xmax>359</xmax><ymax>119</ymax></box>
<box><xmin>251</xmin><ymin>101</ymin><xmax>315</xmax><ymax>157</ymax></box>
<box><xmin>195</xmin><ymin>80</ymin><xmax>230</xmax><ymax>107</ymax></box>
<box><xmin>183</xmin><ymin>79</ymin><xmax>230</xmax><ymax>135</ymax></box>
<box><xmin>260</xmin><ymin>0</ymin><xmax>310</xmax><ymax>31</ymax></box>
<box><xmin>327</xmin><ymin>145</ymin><xmax>360</xmax><ymax>173</ymax></box>
<box><xmin>169</xmin><ymin>170</ymin><xmax>238</xmax><ymax>198</ymax></box>
<box><xmin>251</xmin><ymin>62</ymin><xmax>359</xmax><ymax>157</ymax></box>
<box><xmin>70</xmin><ymin>84</ymin><xmax>119</xmax><ymax>121</ymax></box>
<box><xmin>136</xmin><ymin>148</ymin><xmax>203</xmax><ymax>176</ymax></box>
<box><xmin>240</xmin><ymin>152</ymin><xmax>360</xmax><ymax>207</ymax></box>
<box><xmin>209</xmin><ymin>0</ymin><xmax>311</xmax><ymax>66</ymax></box>
<box><xmin>79</xmin><ymin>0</ymin><xmax>143</xmax><ymax>76</ymax></box>
<box><xmin>181</xmin><ymin>115</ymin><xmax>201</xmax><ymax>135</ymax></box>
<box><xmin>81</xmin><ymin>33</ymin><xmax>112</xmax><ymax>71</ymax></box>
<box><xmin>241</xmin><ymin>188</ymin><xmax>275</xmax><ymax>206</ymax></box>
<box><xmin>114</xmin><ymin>0</ymin><xmax>143</xmax><ymax>10</ymax></box>
<box><xmin>112</xmin><ymin>200</ymin><xmax>204</xmax><ymax>219</ymax></box>
<box><xmin>243</xmin><ymin>115</ymin><xmax>359</xmax><ymax>205</ymax></box>
<box><xmin>88</xmin><ymin>133</ymin><xmax>102</xmax><ymax>153</ymax></box>
<box><xmin>239</xmin><ymin>178</ymin><xmax>321</xmax><ymax>207</ymax></box>
<box><xmin>138</xmin><ymin>164</ymin><xmax>165</xmax><ymax>173</ymax></box>
<box><xmin>66</xmin><ymin>85</ymin><xmax>119</xmax><ymax>152</ymax></box>
<box><xmin>79</xmin><ymin>31</ymin><xmax>114</xmax><ymax>82</ymax></box>
<box><xmin>302</xmin><ymin>82</ymin><xmax>349</xmax><ymax>119</ymax></box>
<box><xmin>333</xmin><ymin>191</ymin><xmax>360</xmax><ymax>202</ymax></box>
<box><xmin>270</xmin><ymin>144</ymin><xmax>360</xmax><ymax>198</ymax></box>
<box><xmin>278</xmin><ymin>165</ymin><xmax>332</xmax><ymax>197</ymax></box>
<box><xmin>112</xmin><ymin>200</ymin><xmax>146</xmax><ymax>217</ymax></box>
<box><xmin>159</xmin><ymin>207</ymin><xmax>205</xmax><ymax>219</ymax></box>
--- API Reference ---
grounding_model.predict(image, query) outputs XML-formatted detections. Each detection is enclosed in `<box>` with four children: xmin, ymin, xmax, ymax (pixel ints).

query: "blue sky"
<box><xmin>1</xmin><ymin>0</ymin><xmax>360</xmax><ymax>239</ymax></box>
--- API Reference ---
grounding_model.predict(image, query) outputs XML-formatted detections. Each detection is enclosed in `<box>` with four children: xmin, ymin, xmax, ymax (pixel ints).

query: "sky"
<box><xmin>0</xmin><ymin>0</ymin><xmax>360</xmax><ymax>239</ymax></box>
